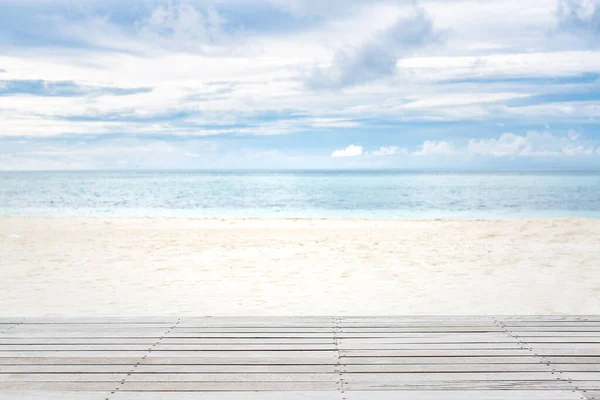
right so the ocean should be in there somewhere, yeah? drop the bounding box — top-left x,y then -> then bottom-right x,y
1,170 -> 600,219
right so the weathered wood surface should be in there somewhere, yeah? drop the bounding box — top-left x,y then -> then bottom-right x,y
0,317 -> 598,399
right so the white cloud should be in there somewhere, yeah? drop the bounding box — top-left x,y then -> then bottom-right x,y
557,0 -> 600,43
468,130 -> 597,157
413,140 -> 456,156
372,146 -> 407,156
306,7 -> 440,89
330,145 -> 407,158
331,144 -> 363,157
137,1 -> 227,52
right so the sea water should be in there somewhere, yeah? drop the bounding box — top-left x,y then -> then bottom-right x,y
1,170 -> 599,219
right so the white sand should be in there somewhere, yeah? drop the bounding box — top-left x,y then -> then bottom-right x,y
1,216 -> 599,316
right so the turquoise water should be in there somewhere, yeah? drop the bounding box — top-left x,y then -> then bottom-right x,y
1,170 -> 600,219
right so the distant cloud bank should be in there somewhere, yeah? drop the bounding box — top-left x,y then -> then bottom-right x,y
332,131 -> 600,161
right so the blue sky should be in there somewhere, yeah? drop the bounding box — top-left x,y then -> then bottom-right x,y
0,0 -> 599,169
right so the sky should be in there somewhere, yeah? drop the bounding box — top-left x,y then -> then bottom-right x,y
0,0 -> 599,170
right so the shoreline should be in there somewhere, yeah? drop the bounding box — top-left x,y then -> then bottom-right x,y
1,214 -> 599,221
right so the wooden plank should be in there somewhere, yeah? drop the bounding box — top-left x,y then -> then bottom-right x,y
0,351 -> 337,359
13,324 -> 175,329
110,392 -> 341,400
0,391 -> 111,400
524,343 -> 600,349
337,343 -> 523,350
342,363 -> 600,373
0,365 -> 138,373
340,350 -> 534,357
12,318 -> 177,323
5,331 -> 592,339
507,327 -> 600,332
0,373 -> 340,382
0,357 -> 146,365
342,316 -> 596,321
0,345 -> 156,351
144,351 -> 339,358
169,323 -> 339,328
0,356 -> 340,365
0,373 -> 132,382
0,351 -> 150,358
341,349 -> 599,357
5,372 -> 595,383
0,364 -> 339,373
10,329 -> 174,335
339,356 -> 600,364
111,393 -> 341,400
5,363 -> 597,375
1,355 -> 598,365
172,328 -> 335,333
344,391 -> 584,399
153,344 -> 338,351
0,338 -> 337,345
0,344 -> 338,351
0,339 -> 160,345
0,381 -> 339,391
502,322 -> 600,327
516,332 -> 600,337
112,393 -> 342,400
343,381 -> 583,390
0,334 -> 175,339
163,333 -> 509,339
341,372 -> 600,382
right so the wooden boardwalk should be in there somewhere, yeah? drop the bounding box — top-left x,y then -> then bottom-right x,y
0,316 -> 599,399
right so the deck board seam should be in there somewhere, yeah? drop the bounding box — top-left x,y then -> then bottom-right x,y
105,318 -> 180,400
334,317 -> 346,400
494,317 -> 591,400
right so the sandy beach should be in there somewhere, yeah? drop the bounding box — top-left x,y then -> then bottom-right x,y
1,216 -> 599,316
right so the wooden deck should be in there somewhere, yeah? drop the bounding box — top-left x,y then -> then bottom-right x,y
0,316 -> 599,399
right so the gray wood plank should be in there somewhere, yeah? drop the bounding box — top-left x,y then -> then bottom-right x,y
111,393 -> 341,400
5,372 -> 595,383
0,351 -> 150,358
0,381 -> 339,391
0,364 -> 339,373
342,364 -> 600,372
144,350 -> 339,358
0,344 -> 338,351
0,391 -> 110,400
344,391 -> 584,400
0,356 -> 340,365
340,355 -> 600,364
0,338 -> 337,345
343,381 -> 582,390
6,363 -> 597,374
341,349 -> 599,356
1,316 -> 599,399
0,373 -> 340,382
340,349 -> 534,357
0,357 -> 147,365
337,343 -> 523,349
338,337 -> 600,343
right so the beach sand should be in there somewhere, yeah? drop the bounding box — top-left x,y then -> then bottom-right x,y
1,216 -> 599,316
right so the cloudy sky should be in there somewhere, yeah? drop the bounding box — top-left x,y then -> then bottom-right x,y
0,0 -> 599,170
